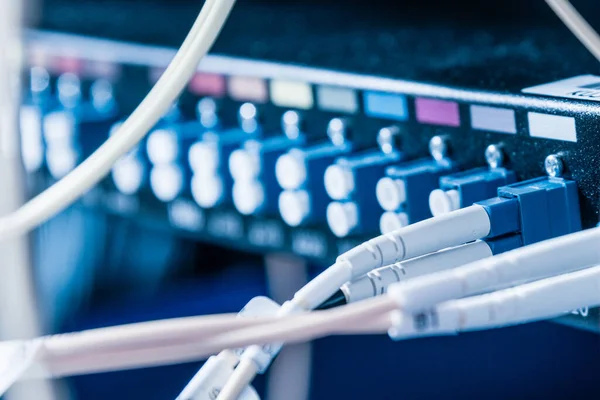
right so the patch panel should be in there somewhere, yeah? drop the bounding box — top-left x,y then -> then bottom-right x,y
23,31 -> 600,265
19,0 -> 600,335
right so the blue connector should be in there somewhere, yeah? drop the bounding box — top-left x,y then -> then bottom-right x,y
146,121 -> 207,203
188,128 -> 258,208
429,167 -> 516,216
43,103 -> 119,179
276,142 -> 353,226
376,158 -> 456,233
112,110 -> 187,196
147,121 -> 205,166
485,235 -> 523,255
229,134 -> 306,216
477,177 -> 582,245
149,161 -> 192,203
325,149 -> 405,237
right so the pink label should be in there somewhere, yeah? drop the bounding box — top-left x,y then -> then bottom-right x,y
188,72 -> 226,97
48,56 -> 83,75
415,98 -> 460,127
228,76 -> 268,103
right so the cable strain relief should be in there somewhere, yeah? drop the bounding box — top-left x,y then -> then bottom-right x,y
388,309 -> 460,340
386,282 -> 408,310
292,261 -> 352,310
240,345 -> 281,374
387,272 -> 464,313
372,232 -> 405,266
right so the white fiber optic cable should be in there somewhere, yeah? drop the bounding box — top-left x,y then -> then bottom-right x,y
220,228 -> 600,349
216,359 -> 258,400
387,226 -> 600,314
292,204 -> 491,311
219,205 -> 491,399
13,298 -> 389,381
10,251 -> 596,384
176,350 -> 239,400
0,0 -> 236,241
45,251 -> 600,378
13,246 -> 600,386
339,240 -> 493,306
39,312 -> 275,359
212,225 -> 600,395
176,295 -> 282,400
176,350 -> 260,400
388,264 -> 600,339
1,229 -> 593,389
546,0 -> 600,63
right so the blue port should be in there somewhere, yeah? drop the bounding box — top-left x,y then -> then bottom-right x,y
363,91 -> 409,121
111,112 -> 188,197
276,141 -> 353,226
376,158 -> 456,233
42,102 -> 119,179
477,177 -> 582,245
430,167 -> 516,216
485,235 -> 523,255
188,127 -> 258,208
325,149 -> 405,237
147,121 -> 205,167
146,120 -> 205,203
229,134 -> 306,216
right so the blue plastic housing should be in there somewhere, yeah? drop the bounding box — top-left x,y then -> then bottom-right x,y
193,128 -> 259,205
477,177 -> 582,245
385,158 -> 456,223
439,167 -> 516,208
332,149 -> 404,234
485,235 -> 523,255
286,142 -> 353,223
240,135 -> 306,214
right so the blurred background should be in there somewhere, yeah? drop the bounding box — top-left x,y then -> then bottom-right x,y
4,0 -> 600,399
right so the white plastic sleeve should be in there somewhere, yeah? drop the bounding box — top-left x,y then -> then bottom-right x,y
389,264 -> 600,340
389,227 -> 600,313
292,261 -> 353,310
339,204 -> 491,280
344,241 -> 493,304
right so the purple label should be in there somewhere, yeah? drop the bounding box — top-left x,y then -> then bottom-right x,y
415,98 -> 460,127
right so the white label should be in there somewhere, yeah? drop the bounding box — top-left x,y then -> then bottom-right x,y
292,230 -> 327,258
168,199 -> 205,231
527,113 -> 577,142
234,297 -> 281,358
522,74 -> 600,102
206,211 -> 243,239
247,220 -> 284,248
571,307 -> 589,317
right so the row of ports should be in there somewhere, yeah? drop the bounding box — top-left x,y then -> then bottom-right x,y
20,96 -> 568,239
